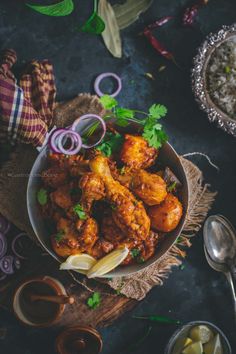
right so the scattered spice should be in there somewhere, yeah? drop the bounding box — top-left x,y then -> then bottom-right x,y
120,166 -> 126,175
158,65 -> 166,72
145,72 -> 155,80
182,0 -> 209,27
143,16 -> 176,64
87,292 -> 101,309
180,264 -> 186,270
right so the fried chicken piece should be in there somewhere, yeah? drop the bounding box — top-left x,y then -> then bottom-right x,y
48,153 -> 90,176
102,215 -> 126,245
148,193 -> 183,232
131,169 -> 167,206
42,166 -> 68,188
90,155 -> 150,241
75,217 -> 99,250
89,238 -> 114,259
50,185 -> 73,210
79,172 -> 105,212
51,216 -> 99,258
51,217 -> 80,258
120,134 -> 158,169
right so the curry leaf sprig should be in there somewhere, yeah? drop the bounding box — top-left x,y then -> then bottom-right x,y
96,95 -> 168,149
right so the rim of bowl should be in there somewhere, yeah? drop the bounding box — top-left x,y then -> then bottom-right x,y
164,320 -> 232,354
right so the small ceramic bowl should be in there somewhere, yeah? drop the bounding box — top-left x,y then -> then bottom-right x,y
165,321 -> 232,354
13,276 -> 67,327
192,23 -> 236,137
55,326 -> 103,354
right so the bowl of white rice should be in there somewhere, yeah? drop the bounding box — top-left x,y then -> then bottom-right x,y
192,23 -> 236,137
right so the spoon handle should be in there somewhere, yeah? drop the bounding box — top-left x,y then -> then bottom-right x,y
225,272 -> 236,322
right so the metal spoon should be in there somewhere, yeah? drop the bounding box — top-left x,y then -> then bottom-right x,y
203,215 -> 236,272
204,247 -> 236,321
204,215 -> 236,320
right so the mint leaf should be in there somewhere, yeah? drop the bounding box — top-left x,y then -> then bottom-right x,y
26,0 -> 74,17
87,292 -> 101,309
100,95 -> 118,110
73,203 -> 87,220
149,104 -> 167,119
37,188 -> 48,206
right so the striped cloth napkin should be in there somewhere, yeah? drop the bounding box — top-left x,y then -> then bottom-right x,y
0,49 -> 56,146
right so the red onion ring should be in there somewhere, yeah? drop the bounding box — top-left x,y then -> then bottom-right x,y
48,128 -> 67,153
57,130 -> 82,155
94,72 -> 122,97
0,232 -> 7,259
11,233 -> 32,260
0,214 -> 10,234
71,114 -> 106,148
0,255 -> 14,274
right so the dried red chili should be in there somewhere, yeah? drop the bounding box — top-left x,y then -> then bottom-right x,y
143,16 -> 175,62
183,0 -> 209,26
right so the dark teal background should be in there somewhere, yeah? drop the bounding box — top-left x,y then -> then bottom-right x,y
0,0 -> 236,353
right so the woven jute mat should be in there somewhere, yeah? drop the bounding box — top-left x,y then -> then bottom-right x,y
0,94 -> 217,307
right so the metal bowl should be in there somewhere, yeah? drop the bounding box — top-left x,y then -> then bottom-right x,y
165,321 -> 232,354
192,23 -> 236,137
27,140 -> 188,278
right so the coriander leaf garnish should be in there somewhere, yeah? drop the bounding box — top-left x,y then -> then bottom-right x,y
100,95 -> 118,110
149,104 -> 167,119
142,121 -> 168,149
167,181 -> 177,192
87,292 -> 101,309
37,188 -> 48,206
96,132 -> 124,157
130,248 -> 140,258
73,203 -> 87,220
115,107 -> 134,127
54,230 -> 64,243
26,0 -> 74,17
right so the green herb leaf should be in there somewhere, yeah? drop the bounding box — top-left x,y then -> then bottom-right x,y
73,203 -> 87,220
37,188 -> 48,206
130,248 -> 140,258
149,104 -> 167,119
224,66 -> 231,74
96,132 -> 124,157
54,230 -> 64,243
100,95 -> 118,110
120,166 -> 126,175
87,292 -> 101,309
142,118 -> 168,149
137,257 -> 145,264
167,181 -> 177,192
26,0 -> 74,17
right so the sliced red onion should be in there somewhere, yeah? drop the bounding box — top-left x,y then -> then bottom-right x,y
11,233 -> 32,260
0,214 -> 10,234
48,128 -> 68,153
0,233 -> 7,259
0,255 -> 14,274
71,114 -> 106,148
94,72 -> 122,97
57,130 -> 82,155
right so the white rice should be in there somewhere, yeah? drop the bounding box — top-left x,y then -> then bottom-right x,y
207,36 -> 236,119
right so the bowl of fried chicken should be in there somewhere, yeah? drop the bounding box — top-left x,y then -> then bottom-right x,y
27,97 -> 189,278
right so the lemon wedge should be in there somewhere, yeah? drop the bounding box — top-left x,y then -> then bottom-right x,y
60,254 -> 96,271
189,325 -> 214,344
182,341 -> 203,354
172,337 -> 193,354
87,246 -> 129,278
203,334 -> 223,354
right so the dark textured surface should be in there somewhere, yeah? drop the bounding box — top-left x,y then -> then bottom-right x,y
0,1 -> 236,353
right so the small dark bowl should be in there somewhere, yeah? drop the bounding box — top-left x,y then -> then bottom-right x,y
165,321 -> 232,354
192,23 -> 236,137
